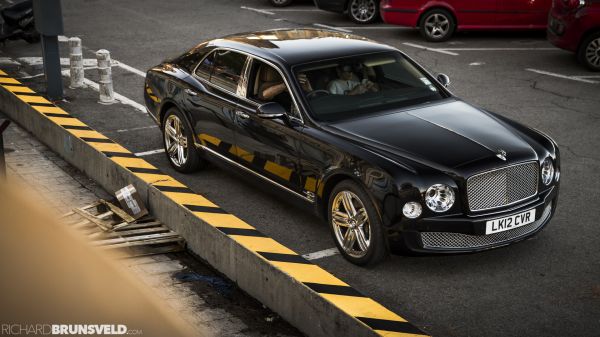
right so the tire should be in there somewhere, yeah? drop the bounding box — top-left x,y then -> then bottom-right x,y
577,31 -> 600,72
419,8 -> 455,42
348,0 -> 380,24
162,108 -> 203,173
328,180 -> 388,266
269,0 -> 293,7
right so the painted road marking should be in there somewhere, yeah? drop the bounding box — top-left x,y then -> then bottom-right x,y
135,148 -> 165,157
442,47 -> 557,51
267,8 -> 320,12
313,23 -> 353,33
302,247 -> 340,260
114,125 -> 158,133
402,43 -> 459,56
0,70 -> 430,337
240,6 -> 275,15
17,56 -> 146,78
62,70 -> 147,112
526,68 -> 599,84
337,26 -> 410,30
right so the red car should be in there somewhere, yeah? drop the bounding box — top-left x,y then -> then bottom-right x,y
380,0 -> 552,41
548,0 -> 600,71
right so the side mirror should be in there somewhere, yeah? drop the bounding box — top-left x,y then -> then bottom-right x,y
436,73 -> 451,87
257,102 -> 286,119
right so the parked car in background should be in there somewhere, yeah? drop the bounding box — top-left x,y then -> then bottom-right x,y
269,0 -> 293,7
548,0 -> 600,71
315,0 -> 381,24
380,0 -> 552,41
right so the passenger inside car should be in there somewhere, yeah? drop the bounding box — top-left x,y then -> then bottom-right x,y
327,64 -> 378,95
257,65 -> 291,110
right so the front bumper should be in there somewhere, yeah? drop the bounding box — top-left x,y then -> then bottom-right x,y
391,186 -> 558,253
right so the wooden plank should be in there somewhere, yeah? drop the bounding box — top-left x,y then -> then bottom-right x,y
100,199 -> 136,223
92,232 -> 181,246
118,243 -> 185,257
113,221 -> 162,231
73,207 -> 113,231
89,227 -> 169,240
99,237 -> 184,249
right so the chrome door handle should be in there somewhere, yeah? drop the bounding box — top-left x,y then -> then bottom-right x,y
236,110 -> 249,119
185,88 -> 198,96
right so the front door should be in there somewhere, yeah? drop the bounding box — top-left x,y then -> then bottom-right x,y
231,59 -> 306,197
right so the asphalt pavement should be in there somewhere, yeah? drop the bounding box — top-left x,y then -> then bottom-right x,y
1,0 -> 599,336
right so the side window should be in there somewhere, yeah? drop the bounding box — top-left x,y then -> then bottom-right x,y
210,50 -> 247,93
195,50 -> 215,81
248,60 -> 301,120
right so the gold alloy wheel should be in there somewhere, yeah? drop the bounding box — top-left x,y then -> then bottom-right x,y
164,114 -> 189,167
331,190 -> 371,258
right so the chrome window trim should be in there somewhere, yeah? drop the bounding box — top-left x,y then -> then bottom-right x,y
196,144 -> 313,203
467,160 -> 539,212
192,47 -> 304,125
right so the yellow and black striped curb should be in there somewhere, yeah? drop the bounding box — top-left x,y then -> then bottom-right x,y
0,69 -> 429,337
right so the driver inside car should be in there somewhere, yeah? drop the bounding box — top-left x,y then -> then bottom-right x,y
327,64 -> 377,95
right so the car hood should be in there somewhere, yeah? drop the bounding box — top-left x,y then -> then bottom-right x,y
326,100 -> 537,171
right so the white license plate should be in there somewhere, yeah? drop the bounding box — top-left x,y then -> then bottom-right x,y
485,209 -> 536,235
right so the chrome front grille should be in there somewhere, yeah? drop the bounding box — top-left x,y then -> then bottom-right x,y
467,162 -> 538,211
420,204 -> 552,250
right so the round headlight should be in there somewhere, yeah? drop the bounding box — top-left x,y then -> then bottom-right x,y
402,202 -> 422,219
425,184 -> 455,213
541,157 -> 554,186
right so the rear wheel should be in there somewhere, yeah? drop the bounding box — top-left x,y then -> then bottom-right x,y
419,9 -> 455,42
577,32 -> 600,72
328,180 -> 388,266
162,108 -> 203,172
348,0 -> 379,24
269,0 -> 293,7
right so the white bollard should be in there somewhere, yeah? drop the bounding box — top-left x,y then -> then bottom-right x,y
96,49 -> 114,104
68,37 -> 84,88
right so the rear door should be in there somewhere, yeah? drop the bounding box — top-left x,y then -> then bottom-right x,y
496,0 -> 551,27
186,49 -> 248,161
451,0 -> 498,27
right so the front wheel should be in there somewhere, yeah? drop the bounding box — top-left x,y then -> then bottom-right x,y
577,32 -> 600,72
328,180 -> 388,266
162,108 -> 203,173
419,9 -> 455,42
348,0 -> 380,24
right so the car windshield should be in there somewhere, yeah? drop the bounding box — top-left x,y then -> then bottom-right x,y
293,51 -> 446,122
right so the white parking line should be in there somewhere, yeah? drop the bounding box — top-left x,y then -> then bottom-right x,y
302,247 -> 339,260
268,8 -> 320,12
313,23 -> 352,33
337,26 -> 409,30
113,61 -> 147,78
442,47 -> 557,51
114,125 -> 158,133
17,56 -> 146,78
577,75 -> 600,78
525,68 -> 599,84
135,148 -> 165,157
240,6 -> 275,15
402,42 -> 459,56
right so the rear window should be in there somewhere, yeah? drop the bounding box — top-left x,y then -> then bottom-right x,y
210,50 -> 247,93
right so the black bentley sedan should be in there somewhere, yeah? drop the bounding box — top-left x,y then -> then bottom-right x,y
144,29 -> 560,265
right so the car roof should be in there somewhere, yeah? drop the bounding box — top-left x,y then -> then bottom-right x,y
207,28 -> 397,66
